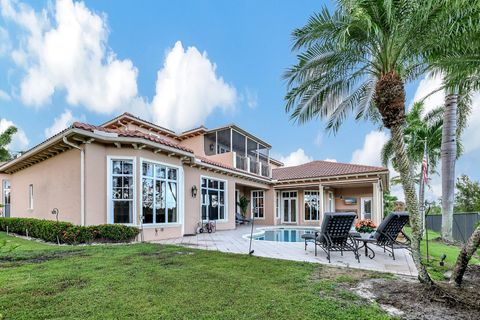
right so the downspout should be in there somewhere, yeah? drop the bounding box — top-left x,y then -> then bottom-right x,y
63,136 -> 85,226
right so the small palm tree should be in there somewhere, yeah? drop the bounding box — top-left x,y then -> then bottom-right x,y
381,102 -> 463,176
284,1 -> 470,284
237,195 -> 250,218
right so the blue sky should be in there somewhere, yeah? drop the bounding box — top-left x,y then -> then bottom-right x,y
1,0 -> 479,201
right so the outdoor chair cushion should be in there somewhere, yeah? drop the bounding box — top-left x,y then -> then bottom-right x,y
374,212 -> 409,242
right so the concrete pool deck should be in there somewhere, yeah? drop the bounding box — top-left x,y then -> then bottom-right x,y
155,225 -> 418,277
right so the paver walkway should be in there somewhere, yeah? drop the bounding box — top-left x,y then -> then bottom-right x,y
156,225 -> 418,277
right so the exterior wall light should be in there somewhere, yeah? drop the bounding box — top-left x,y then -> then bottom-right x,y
191,185 -> 198,198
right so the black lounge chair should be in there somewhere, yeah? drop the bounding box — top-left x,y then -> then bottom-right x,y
301,212 -> 359,263
352,212 -> 411,260
235,212 -> 251,224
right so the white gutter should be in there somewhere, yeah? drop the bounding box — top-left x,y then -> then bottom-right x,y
63,136 -> 85,226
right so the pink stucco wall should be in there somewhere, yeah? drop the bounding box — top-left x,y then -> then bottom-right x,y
1,139 -> 381,242
8,149 -> 82,223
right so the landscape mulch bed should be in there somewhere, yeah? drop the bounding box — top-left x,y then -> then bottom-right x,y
356,265 -> 480,320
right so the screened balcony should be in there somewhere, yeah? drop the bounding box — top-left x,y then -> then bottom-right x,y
203,126 -> 271,178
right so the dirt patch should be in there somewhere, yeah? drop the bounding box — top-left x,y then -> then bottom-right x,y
310,264 -> 392,283
32,276 -> 89,296
351,266 -> 480,320
0,250 -> 86,267
139,249 -> 193,268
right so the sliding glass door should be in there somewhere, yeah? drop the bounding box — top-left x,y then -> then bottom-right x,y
281,191 -> 297,223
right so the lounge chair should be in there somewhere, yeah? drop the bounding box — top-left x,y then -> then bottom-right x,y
351,212 -> 411,260
235,212 -> 251,224
301,212 -> 359,263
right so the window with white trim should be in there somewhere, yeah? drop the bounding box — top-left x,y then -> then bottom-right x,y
304,191 -> 320,221
111,160 -> 134,223
201,177 -> 226,221
275,191 -> 280,218
251,190 -> 264,218
142,161 -> 178,224
28,184 -> 33,210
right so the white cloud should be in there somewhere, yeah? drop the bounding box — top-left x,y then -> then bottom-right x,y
412,74 -> 445,113
244,88 -> 258,109
324,158 -> 337,162
351,131 -> 389,166
0,89 -> 10,101
151,41 -> 237,132
44,109 -> 83,138
277,148 -> 313,167
463,93 -> 480,153
0,118 -> 29,151
1,0 -> 139,112
1,1 -> 239,133
0,26 -> 11,55
389,184 -> 405,202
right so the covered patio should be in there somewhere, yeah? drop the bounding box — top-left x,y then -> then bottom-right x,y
156,225 -> 417,277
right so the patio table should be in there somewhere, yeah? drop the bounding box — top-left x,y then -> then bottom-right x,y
350,232 -> 376,259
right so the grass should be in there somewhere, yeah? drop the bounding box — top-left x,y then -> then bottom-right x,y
0,232 -> 392,320
404,227 -> 480,280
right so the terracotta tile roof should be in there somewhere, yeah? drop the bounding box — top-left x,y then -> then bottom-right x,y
196,156 -> 237,171
272,160 -> 388,181
71,122 -> 194,153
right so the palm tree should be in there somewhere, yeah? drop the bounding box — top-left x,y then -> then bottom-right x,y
284,1 -> 465,284
420,0 -> 480,241
381,102 -> 446,175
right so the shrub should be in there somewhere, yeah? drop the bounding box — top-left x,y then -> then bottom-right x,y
0,218 -> 139,244
87,224 -> 140,242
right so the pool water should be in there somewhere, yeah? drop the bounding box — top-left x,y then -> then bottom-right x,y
253,228 -> 318,242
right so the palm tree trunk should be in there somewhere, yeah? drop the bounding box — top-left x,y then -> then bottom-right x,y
441,93 -> 458,242
391,124 -> 433,284
450,225 -> 480,286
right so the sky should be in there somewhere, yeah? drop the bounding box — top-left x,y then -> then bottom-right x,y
0,0 -> 479,201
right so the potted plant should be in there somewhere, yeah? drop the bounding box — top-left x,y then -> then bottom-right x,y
355,219 -> 377,238
237,195 -> 250,218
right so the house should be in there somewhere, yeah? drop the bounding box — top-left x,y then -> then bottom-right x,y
0,113 -> 389,241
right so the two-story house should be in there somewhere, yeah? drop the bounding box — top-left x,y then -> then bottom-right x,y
0,113 -> 389,241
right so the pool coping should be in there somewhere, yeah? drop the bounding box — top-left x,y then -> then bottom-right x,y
242,225 -> 322,241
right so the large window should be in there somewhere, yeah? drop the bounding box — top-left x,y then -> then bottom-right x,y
201,177 -> 226,221
111,160 -> 134,224
142,161 -> 178,224
304,191 -> 320,221
251,190 -> 264,218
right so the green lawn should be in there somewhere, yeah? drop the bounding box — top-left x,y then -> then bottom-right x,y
0,232 -> 391,320
405,227 -> 480,280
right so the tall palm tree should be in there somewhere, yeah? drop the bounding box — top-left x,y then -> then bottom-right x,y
284,0 -> 464,284
421,0 -> 480,241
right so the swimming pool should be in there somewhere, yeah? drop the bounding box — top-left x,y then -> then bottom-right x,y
252,228 -> 319,242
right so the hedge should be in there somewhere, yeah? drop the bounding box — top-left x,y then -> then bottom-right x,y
0,218 -> 140,244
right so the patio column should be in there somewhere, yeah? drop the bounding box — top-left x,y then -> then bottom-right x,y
318,184 -> 324,223
372,181 -> 382,225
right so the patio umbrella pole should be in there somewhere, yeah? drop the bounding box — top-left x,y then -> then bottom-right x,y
249,213 -> 255,255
